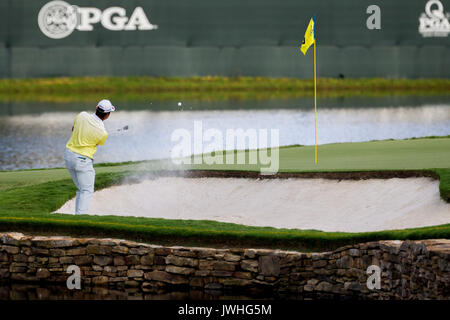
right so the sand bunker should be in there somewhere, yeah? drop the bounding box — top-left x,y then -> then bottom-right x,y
56,177 -> 450,232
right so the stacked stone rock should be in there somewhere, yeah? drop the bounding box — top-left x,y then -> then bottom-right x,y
0,233 -> 449,299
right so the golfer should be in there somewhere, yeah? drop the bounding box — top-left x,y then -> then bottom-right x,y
64,99 -> 116,214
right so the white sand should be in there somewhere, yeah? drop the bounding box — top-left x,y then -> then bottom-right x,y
55,177 -> 450,232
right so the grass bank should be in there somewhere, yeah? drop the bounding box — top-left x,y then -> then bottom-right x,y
0,138 -> 449,251
0,169 -> 449,252
0,76 -> 449,102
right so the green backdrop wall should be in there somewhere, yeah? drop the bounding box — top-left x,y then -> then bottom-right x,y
0,0 -> 449,78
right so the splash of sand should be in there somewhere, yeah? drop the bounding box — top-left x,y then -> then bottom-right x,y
55,177 -> 450,232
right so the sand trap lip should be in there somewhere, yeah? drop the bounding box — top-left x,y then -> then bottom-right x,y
55,177 -> 450,233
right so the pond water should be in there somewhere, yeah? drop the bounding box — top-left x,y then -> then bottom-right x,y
0,96 -> 449,171
0,283 -> 260,300
0,282 -> 346,300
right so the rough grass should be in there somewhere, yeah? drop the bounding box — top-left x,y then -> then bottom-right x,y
436,168 -> 450,202
0,76 -> 449,102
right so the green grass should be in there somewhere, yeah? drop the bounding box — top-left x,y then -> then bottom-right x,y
188,138 -> 450,172
0,138 -> 449,251
0,76 -> 449,102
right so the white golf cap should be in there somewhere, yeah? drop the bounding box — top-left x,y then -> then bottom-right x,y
96,99 -> 116,112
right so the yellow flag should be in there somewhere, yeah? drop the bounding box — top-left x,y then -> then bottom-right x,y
300,17 -> 315,55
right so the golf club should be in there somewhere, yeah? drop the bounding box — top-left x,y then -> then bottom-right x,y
110,125 -> 129,136
117,125 -> 129,132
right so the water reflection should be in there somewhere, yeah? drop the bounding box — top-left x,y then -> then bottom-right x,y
1,95 -> 449,115
0,282 -> 315,300
0,98 -> 449,170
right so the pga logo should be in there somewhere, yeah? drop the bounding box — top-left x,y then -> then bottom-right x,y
38,0 -> 158,39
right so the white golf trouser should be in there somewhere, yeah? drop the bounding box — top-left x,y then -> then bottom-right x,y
64,148 -> 95,215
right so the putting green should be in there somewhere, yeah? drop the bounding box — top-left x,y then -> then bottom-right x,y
2,138 -> 448,192
190,138 -> 450,172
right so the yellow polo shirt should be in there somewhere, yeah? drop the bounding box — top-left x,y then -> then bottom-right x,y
66,112 -> 108,159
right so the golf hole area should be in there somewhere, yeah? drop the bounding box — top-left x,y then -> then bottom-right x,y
56,174 -> 450,233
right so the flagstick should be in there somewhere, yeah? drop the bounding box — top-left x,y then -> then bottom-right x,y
314,39 -> 317,164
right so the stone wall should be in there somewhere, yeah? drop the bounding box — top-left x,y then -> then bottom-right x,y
0,233 -> 449,299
